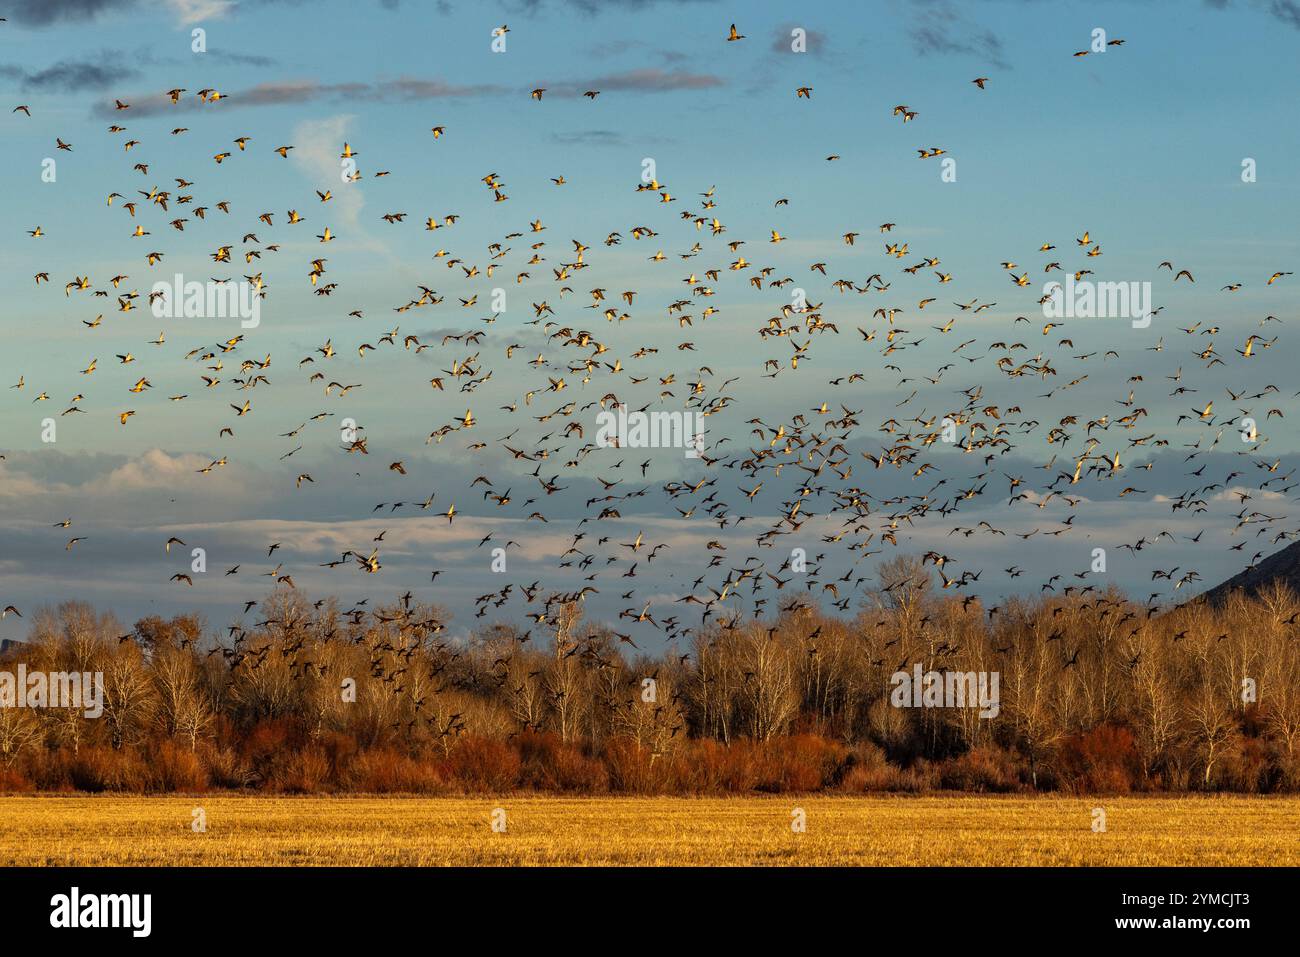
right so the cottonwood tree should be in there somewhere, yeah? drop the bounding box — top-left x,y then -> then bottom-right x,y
101,649 -> 155,750
545,600 -> 585,742
1186,675 -> 1235,787
0,707 -> 41,769
737,624 -> 799,741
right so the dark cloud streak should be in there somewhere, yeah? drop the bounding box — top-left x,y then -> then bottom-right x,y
0,54 -> 140,92
2,0 -> 136,25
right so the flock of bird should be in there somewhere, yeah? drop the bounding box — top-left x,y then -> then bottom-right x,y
4,19 -> 1296,661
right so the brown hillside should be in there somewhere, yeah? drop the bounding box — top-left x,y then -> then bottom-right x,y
1195,540 -> 1300,605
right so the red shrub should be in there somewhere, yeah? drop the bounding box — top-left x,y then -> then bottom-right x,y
602,737 -> 660,793
519,733 -> 609,792
1058,724 -> 1139,793
242,717 -> 298,757
60,747 -> 117,793
318,731 -> 359,781
240,718 -> 301,786
444,736 -> 521,792
348,749 -> 446,793
0,766 -> 34,792
754,735 -> 847,793
671,739 -> 761,793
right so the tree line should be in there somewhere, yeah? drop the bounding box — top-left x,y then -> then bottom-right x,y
1,556 -> 1297,794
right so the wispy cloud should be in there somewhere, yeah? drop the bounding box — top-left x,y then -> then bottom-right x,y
906,1 -> 1008,69
90,66 -> 718,118
509,0 -> 719,13
289,113 -> 389,255
206,50 -> 278,67
1264,0 -> 1300,28
535,68 -> 725,98
166,0 -> 234,25
92,76 -> 507,117
549,129 -> 628,147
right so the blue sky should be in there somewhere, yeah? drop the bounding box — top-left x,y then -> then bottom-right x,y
2,0 -> 1300,646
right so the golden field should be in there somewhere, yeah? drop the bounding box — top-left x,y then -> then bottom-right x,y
1,794 -> 1296,866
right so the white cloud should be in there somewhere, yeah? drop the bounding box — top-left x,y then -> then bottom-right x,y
289,114 -> 388,255
167,0 -> 234,27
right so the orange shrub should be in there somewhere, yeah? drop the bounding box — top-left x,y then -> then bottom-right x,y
200,742 -> 254,789
348,749 -> 447,793
670,738 -> 761,793
936,747 -> 1022,793
318,731 -> 359,781
1217,733 -> 1271,793
145,740 -> 208,792
838,741 -> 931,792
273,746 -> 331,793
754,735 -> 848,793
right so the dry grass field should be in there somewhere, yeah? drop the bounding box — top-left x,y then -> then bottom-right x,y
1,794 -> 1296,866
